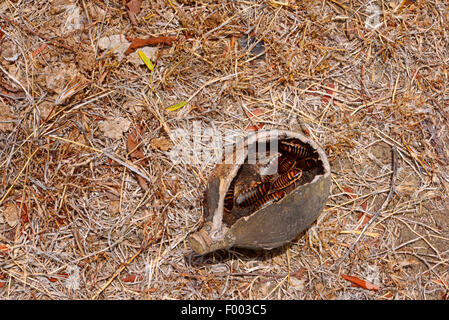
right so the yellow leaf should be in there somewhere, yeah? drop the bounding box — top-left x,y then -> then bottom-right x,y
138,50 -> 155,91
138,50 -> 155,71
167,101 -> 187,111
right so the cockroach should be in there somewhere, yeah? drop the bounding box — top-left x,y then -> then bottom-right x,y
254,190 -> 286,211
272,168 -> 303,191
296,157 -> 318,170
280,141 -> 311,159
278,156 -> 296,174
224,179 -> 235,213
261,174 -> 274,183
235,181 -> 270,208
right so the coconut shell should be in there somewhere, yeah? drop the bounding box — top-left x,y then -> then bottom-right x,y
189,130 -> 331,255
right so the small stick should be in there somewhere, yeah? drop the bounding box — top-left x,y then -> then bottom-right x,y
334,147 -> 398,268
90,247 -> 143,300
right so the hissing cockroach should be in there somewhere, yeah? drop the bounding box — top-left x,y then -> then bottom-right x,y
272,168 -> 303,191
235,181 -> 270,208
261,174 -> 274,183
296,157 -> 318,170
278,156 -> 296,174
254,191 -> 286,211
224,179 -> 235,213
280,141 -> 311,159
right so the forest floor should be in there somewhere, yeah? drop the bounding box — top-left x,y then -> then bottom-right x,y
0,0 -> 448,299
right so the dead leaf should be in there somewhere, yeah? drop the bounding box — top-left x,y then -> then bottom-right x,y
98,34 -> 130,61
150,137 -> 172,151
127,126 -> 148,191
47,273 -> 69,283
99,117 -> 131,139
108,200 -> 121,214
0,244 -> 9,256
125,36 -> 177,55
127,126 -> 145,160
343,186 -> 356,199
0,102 -> 15,132
1,203 -> 20,227
245,123 -> 264,132
122,274 -> 144,282
341,274 -> 379,291
244,108 -> 265,131
126,0 -> 142,25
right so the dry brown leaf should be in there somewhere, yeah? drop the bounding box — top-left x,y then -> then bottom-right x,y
150,137 -> 172,151
125,36 -> 177,55
98,34 -> 130,61
341,274 -> 379,291
126,125 -> 148,191
126,0 -> 142,25
127,126 -> 145,160
0,102 -> 15,132
99,117 -> 131,140
1,203 -> 20,227
108,200 -> 121,214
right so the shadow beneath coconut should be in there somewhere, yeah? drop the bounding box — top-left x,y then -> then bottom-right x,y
184,230 -> 307,268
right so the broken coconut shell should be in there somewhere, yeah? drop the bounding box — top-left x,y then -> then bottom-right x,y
188,130 -> 331,255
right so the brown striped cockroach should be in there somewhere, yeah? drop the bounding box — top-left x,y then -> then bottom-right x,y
224,179 -> 235,213
278,156 -> 296,174
279,141 -> 311,159
272,168 -> 303,191
235,181 -> 270,208
261,174 -> 274,183
254,190 -> 286,211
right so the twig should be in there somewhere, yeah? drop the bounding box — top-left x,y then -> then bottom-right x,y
90,247 -> 143,300
334,146 -> 398,268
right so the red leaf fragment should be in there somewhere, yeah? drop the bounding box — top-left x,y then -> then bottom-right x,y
0,244 -> 9,256
32,43 -> 47,57
245,123 -> 264,132
125,36 -> 177,55
341,274 -> 379,291
357,212 -> 372,230
122,274 -> 144,283
343,187 -> 356,199
47,273 -> 69,283
15,200 -> 28,224
321,83 -> 335,104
